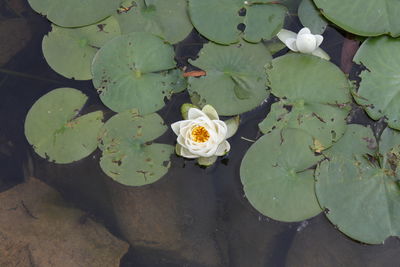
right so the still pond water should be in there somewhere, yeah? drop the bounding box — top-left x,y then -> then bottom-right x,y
1,0 -> 400,266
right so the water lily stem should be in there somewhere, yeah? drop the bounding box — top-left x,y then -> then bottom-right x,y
0,68 -> 64,85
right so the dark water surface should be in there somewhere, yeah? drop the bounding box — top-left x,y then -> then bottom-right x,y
1,1 -> 400,266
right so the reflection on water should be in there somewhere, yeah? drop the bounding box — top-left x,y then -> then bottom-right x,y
1,0 -> 400,266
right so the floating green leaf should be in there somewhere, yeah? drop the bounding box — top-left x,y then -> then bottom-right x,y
92,32 -> 181,114
316,125 -> 400,244
114,0 -> 193,44
98,110 -> 173,186
263,53 -> 351,150
27,0 -> 120,27
313,0 -> 400,37
25,88 -> 103,164
353,36 -> 400,130
298,0 -> 327,34
42,17 -> 121,80
240,128 -> 323,222
188,0 -> 286,44
259,101 -> 348,151
188,41 -> 271,116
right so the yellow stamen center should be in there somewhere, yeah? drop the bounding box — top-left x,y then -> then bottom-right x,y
191,126 -> 210,143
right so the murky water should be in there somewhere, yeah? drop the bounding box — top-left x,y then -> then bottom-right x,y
1,1 -> 400,266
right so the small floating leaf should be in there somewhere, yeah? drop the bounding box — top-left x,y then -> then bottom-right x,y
92,32 -> 179,114
98,110 -> 173,186
25,88 -> 103,164
42,17 -> 121,80
298,0 -> 327,34
353,36 -> 400,130
240,128 -> 323,222
188,41 -> 272,116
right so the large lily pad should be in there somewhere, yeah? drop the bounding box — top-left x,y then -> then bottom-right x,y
298,0 -> 327,34
353,36 -> 400,130
27,0 -> 120,27
98,110 -> 173,186
42,17 -> 121,80
240,128 -> 323,222
25,88 -> 103,164
316,124 -> 400,244
92,32 -> 181,114
188,41 -> 271,116
263,53 -> 351,150
114,0 -> 193,44
188,0 -> 286,44
259,101 -> 349,151
313,0 -> 400,37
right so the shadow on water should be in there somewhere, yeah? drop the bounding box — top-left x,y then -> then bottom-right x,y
1,1 -> 400,266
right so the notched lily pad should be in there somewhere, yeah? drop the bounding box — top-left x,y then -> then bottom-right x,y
188,0 -> 287,44
92,32 -> 181,114
313,0 -> 400,37
353,36 -> 400,130
263,53 -> 351,150
114,0 -> 193,44
259,100 -> 349,151
240,128 -> 323,222
24,88 -> 104,164
188,41 -> 272,116
316,124 -> 400,244
98,110 -> 173,186
27,0 -> 120,27
42,17 -> 121,80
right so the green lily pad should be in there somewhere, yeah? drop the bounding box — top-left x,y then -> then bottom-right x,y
188,41 -> 272,116
27,0 -> 120,27
353,36 -> 400,130
42,17 -> 121,80
313,0 -> 400,37
316,125 -> 400,244
259,100 -> 349,151
188,0 -> 286,44
240,128 -> 323,222
298,0 -> 327,34
98,110 -> 174,186
263,53 -> 351,150
25,88 -> 103,164
114,0 -> 193,44
92,32 -> 181,114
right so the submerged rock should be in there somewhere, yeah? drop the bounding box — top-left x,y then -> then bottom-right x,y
0,177 -> 129,267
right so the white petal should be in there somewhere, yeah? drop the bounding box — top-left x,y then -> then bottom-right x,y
277,29 -> 297,44
175,144 -> 182,156
202,105 -> 219,120
285,38 -> 298,52
197,156 -> 218,167
215,141 -> 231,156
213,121 -> 228,142
298,27 -> 311,35
181,147 -> 199,158
225,116 -> 239,139
296,34 -> 317,53
311,48 -> 330,60
188,108 -> 207,120
171,121 -> 181,136
315,34 -> 323,47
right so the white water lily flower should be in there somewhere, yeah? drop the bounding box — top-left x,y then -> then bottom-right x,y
277,27 -> 330,60
171,105 -> 234,165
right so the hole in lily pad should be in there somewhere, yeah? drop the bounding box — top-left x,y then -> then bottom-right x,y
238,8 -> 246,16
237,23 -> 246,32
